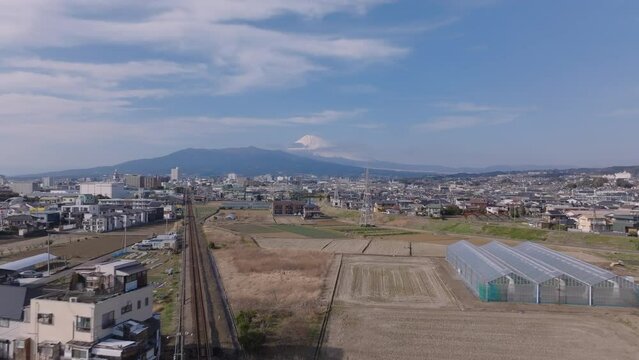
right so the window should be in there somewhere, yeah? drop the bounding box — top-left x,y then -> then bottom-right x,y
137,300 -> 141,310
37,313 -> 53,325
101,311 -> 115,329
75,316 -> 91,332
145,297 -> 149,306
121,301 -> 132,314
71,348 -> 88,359
0,318 -> 9,328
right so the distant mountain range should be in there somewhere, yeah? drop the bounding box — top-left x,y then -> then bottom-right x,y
15,146 -> 638,179
21,147 -> 419,178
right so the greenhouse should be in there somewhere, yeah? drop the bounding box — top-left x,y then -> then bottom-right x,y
446,240 -> 535,302
516,242 -> 639,307
481,241 -> 589,304
446,240 -> 639,306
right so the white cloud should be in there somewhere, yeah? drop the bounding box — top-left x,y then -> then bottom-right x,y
418,101 -> 528,131
0,1 -> 405,94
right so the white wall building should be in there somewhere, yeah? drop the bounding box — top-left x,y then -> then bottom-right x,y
0,260 -> 159,360
79,182 -> 127,199
170,167 -> 180,181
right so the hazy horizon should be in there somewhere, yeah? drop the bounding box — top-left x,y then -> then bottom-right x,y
3,1 -> 639,174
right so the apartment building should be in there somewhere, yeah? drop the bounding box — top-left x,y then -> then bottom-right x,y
0,260 -> 160,360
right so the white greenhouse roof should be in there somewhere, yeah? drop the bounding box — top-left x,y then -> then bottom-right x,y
0,253 -> 58,272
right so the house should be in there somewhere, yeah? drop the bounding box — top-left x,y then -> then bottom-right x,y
0,260 -> 160,360
272,200 -> 305,216
374,200 -> 398,213
302,203 -> 322,219
575,214 -> 611,233
611,214 -> 639,235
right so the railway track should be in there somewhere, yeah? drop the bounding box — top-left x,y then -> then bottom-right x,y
174,196 -> 239,360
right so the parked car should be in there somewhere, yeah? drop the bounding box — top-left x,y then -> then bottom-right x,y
19,270 -> 43,278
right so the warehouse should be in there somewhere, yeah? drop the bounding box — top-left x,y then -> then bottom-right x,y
446,240 -> 639,306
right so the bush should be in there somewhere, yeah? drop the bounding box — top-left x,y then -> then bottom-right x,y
236,310 -> 266,353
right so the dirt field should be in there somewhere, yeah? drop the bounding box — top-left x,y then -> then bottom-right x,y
321,255 -> 639,360
336,256 -> 453,308
363,240 -> 410,256
321,239 -> 369,254
323,306 -> 639,360
410,242 -> 447,257
255,238 -> 333,251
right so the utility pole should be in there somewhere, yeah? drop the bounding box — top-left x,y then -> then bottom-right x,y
122,215 -> 128,253
47,232 -> 51,276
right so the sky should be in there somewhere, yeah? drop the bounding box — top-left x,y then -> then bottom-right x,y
2,0 -> 639,175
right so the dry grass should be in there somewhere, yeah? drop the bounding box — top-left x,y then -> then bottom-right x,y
227,247 -> 330,281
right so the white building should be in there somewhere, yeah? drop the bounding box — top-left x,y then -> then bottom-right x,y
9,182 -> 37,195
170,167 -> 180,181
79,182 -> 127,199
0,260 -> 160,360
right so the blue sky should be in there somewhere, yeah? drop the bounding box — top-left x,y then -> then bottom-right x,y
2,0 -> 639,174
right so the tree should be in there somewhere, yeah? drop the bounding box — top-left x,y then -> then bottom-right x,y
442,205 -> 463,216
616,179 -> 634,189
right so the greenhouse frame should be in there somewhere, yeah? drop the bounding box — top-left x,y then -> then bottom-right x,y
446,240 -> 639,307
446,240 -> 535,302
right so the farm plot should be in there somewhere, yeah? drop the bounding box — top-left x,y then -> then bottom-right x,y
321,239 -> 369,254
410,242 -> 447,257
255,238 -> 332,251
329,226 -> 417,238
270,224 -> 345,239
335,256 -> 453,308
363,240 -> 410,256
223,223 -> 280,234
322,306 -> 639,360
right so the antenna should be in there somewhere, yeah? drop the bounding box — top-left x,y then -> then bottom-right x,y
359,168 -> 374,227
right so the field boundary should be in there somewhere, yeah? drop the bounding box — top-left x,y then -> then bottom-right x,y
314,253 -> 343,360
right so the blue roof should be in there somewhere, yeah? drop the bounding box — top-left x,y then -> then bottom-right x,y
0,253 -> 58,272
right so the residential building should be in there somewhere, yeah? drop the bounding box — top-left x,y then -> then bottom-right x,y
79,182 -> 127,199
9,182 -> 37,196
611,214 -> 639,235
170,167 -> 180,182
0,260 -> 160,360
124,175 -> 145,189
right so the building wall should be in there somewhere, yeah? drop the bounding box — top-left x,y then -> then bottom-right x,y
79,183 -> 127,199
28,286 -> 153,348
9,182 -> 37,196
92,286 -> 154,341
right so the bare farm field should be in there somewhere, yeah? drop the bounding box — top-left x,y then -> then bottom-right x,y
321,255 -> 639,360
363,239 -> 410,256
321,239 -> 369,254
335,256 -> 454,308
255,237 -> 332,251
410,242 -> 447,257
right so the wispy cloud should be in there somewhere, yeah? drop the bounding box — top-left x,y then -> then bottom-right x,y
416,115 -> 515,131
603,108 -> 639,118
417,101 -> 529,131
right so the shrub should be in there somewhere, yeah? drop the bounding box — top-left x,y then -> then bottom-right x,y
236,310 -> 266,353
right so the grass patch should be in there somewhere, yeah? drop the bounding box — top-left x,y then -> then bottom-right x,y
270,224 -> 344,239
481,224 -> 547,241
194,204 -> 219,222
226,224 -> 281,234
329,226 -> 416,237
